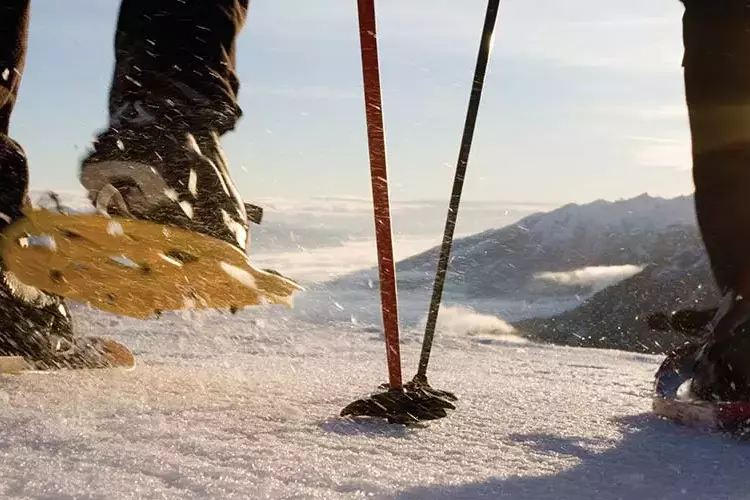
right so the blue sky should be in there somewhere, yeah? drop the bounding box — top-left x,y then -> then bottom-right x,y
14,0 -> 689,205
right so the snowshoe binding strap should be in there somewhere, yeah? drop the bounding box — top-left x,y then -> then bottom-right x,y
245,203 -> 263,225
93,184 -> 135,218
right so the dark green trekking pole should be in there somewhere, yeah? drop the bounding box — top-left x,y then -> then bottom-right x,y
409,0 -> 501,400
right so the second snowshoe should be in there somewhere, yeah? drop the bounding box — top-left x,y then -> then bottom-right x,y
653,341 -> 750,436
652,292 -> 750,436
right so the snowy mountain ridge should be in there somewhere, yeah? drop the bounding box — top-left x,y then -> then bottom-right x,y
329,193 -> 698,299
516,193 -> 695,242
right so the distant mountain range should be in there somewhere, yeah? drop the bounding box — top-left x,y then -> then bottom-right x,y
328,192 -> 717,354
330,193 -> 699,296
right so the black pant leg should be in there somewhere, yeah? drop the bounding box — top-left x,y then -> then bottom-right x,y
682,1 -> 750,291
109,0 -> 249,135
0,1 -> 29,136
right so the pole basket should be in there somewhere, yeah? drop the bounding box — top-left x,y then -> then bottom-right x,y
405,374 -> 458,402
340,385 -> 456,425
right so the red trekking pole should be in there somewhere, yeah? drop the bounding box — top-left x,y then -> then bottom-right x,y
340,0 -> 455,424
355,0 -> 402,391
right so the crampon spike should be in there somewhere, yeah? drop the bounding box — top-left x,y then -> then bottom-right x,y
340,0 -> 455,425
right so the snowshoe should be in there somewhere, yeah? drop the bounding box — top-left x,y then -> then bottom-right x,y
0,207 -> 303,319
652,291 -> 750,436
653,341 -> 750,436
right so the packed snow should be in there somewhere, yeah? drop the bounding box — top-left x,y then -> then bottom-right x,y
3,195 -> 748,499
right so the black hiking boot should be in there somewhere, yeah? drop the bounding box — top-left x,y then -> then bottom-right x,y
690,290 -> 750,402
80,97 -> 251,251
0,135 -> 130,370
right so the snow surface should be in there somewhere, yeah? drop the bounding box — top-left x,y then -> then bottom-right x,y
2,297 -> 749,500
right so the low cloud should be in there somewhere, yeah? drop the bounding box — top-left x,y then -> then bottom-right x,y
253,236 -> 441,284
29,189 -> 93,213
255,196 -> 556,217
534,265 -> 645,291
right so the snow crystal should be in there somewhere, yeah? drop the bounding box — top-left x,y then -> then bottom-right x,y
107,220 -> 125,236
219,261 -> 257,289
188,169 -> 198,196
163,188 -> 179,202
178,200 -> 194,219
159,253 -> 184,267
18,234 -> 57,252
109,254 -> 141,269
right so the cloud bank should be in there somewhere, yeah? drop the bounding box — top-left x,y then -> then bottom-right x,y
534,264 -> 645,292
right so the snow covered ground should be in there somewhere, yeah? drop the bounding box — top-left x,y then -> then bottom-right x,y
2,297 -> 749,499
